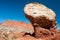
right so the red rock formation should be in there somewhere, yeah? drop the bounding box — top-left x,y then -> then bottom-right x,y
0,2 -> 60,40
35,27 -> 55,39
0,20 -> 34,40
0,37 -> 5,40
24,2 -> 59,40
2,20 -> 34,34
16,35 -> 42,40
24,2 -> 56,30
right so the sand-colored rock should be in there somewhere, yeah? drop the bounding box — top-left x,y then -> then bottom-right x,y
24,2 -> 56,30
0,20 -> 34,40
0,37 -> 5,40
51,30 -> 60,40
1,20 -> 34,34
0,2 -> 60,40
16,35 -> 42,40
24,2 -> 57,39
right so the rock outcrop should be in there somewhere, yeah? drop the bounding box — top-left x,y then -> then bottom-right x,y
24,2 -> 59,40
0,20 -> 34,40
2,20 -> 34,34
24,2 -> 56,30
0,2 -> 60,40
16,35 -> 42,40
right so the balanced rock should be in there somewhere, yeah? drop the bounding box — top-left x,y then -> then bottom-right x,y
24,2 -> 56,30
24,2 -> 57,39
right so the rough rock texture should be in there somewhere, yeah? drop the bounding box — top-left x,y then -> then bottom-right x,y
2,20 -> 34,34
0,2 -> 60,40
0,20 -> 34,40
50,30 -> 60,40
24,2 -> 60,40
34,27 -> 55,39
16,35 -> 42,40
24,2 -> 56,30
55,32 -> 60,40
0,20 -> 60,40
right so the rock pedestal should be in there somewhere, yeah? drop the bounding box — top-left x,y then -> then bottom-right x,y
24,2 -> 57,40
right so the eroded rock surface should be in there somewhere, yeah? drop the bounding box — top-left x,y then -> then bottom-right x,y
0,2 -> 60,40
24,2 -> 60,40
24,2 -> 56,30
0,20 -> 34,40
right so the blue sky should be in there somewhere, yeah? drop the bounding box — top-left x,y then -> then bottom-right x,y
0,0 -> 60,29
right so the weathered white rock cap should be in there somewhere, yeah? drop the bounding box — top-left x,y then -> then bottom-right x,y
24,2 -> 56,20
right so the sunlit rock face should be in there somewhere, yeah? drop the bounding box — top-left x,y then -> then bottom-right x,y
24,2 -> 57,39
0,20 -> 34,40
24,2 -> 56,30
1,20 -> 34,34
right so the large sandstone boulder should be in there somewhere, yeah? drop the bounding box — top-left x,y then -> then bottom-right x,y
24,2 -> 56,30
24,2 -> 57,40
